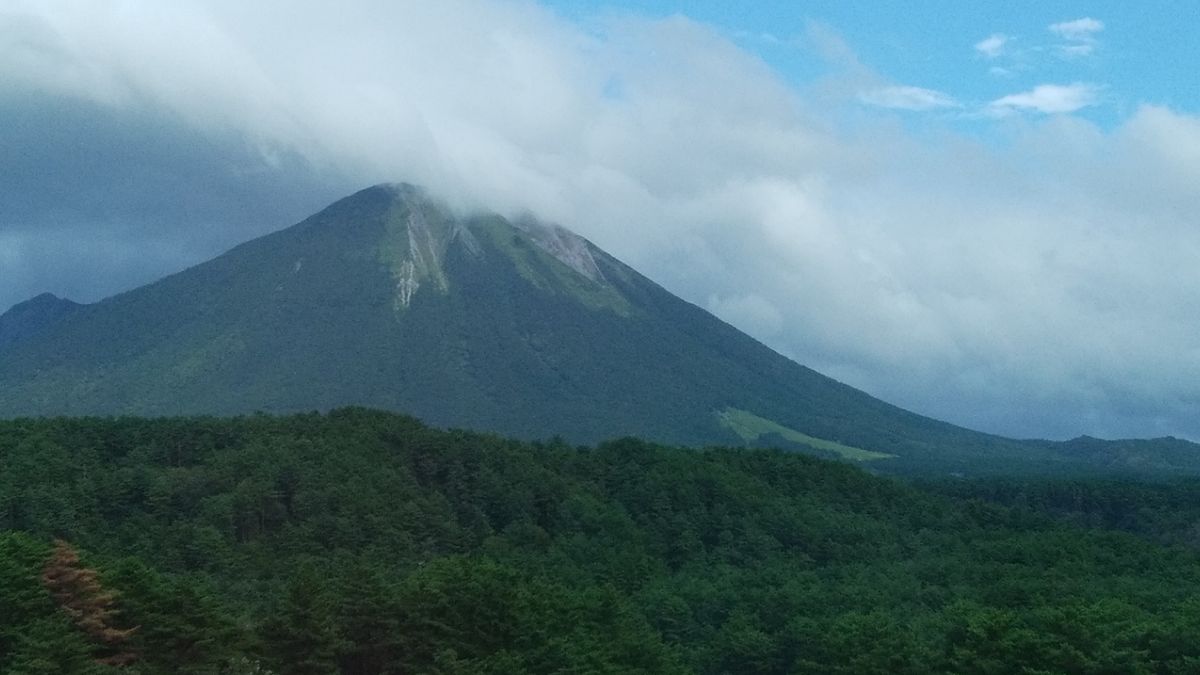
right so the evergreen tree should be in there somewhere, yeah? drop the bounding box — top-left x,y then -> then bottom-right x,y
261,565 -> 342,675
334,564 -> 402,675
40,539 -> 137,668
0,533 -> 109,674
3,616 -> 110,675
105,559 -> 239,674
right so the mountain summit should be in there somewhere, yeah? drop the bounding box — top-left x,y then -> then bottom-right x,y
2,184 -> 1196,474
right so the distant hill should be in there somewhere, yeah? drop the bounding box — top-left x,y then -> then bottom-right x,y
0,292 -> 79,348
1,184 -> 1197,475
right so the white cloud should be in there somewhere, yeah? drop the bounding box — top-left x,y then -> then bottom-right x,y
1049,17 -> 1103,57
988,83 -> 1101,115
974,33 -> 1008,58
733,30 -> 791,47
708,293 -> 785,339
1049,17 -> 1104,41
858,85 -> 959,111
4,2 -> 1200,441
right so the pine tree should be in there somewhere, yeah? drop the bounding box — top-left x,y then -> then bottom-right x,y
262,565 -> 343,675
106,558 -> 240,674
41,539 -> 138,667
335,564 -> 402,675
3,616 -> 108,675
1,533 -> 106,674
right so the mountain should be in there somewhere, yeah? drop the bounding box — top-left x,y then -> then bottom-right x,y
0,292 -> 80,348
1,184 -> 1196,475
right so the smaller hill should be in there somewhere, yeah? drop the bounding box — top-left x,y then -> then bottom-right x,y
0,292 -> 80,348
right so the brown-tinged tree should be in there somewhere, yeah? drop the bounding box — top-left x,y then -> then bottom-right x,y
41,539 -> 137,667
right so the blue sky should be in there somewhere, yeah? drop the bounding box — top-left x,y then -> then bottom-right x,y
3,0 -> 1200,441
545,0 -> 1200,130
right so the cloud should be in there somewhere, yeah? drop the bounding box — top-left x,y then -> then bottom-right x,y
988,83 -> 1101,115
858,85 -> 959,111
1049,17 -> 1103,56
732,30 -> 792,47
974,33 -> 1008,59
707,293 -> 785,340
1049,17 -> 1104,41
3,2 -> 1200,443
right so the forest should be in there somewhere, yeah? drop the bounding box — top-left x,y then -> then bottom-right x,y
4,409 -> 1200,673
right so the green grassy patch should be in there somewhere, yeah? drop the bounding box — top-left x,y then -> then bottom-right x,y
717,407 -> 895,461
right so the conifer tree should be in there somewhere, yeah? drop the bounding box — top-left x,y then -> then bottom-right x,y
334,564 -> 402,675
262,565 -> 342,675
41,539 -> 137,667
106,558 -> 239,674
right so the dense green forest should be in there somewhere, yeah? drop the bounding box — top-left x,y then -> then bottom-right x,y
4,409 -> 1200,673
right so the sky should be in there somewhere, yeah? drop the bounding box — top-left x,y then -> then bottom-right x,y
2,0 -> 1200,442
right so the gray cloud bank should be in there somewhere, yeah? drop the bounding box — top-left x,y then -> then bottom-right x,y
3,0 -> 1200,441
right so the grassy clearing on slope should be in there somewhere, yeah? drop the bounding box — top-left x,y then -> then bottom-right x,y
718,407 -> 895,461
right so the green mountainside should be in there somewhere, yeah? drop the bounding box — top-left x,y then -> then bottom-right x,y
5,411 -> 1200,674
1,184 -> 1197,475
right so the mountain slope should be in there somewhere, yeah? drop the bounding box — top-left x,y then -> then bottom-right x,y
0,184 -> 1194,474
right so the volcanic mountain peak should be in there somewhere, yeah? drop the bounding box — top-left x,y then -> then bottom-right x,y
359,183 -> 611,310
5,183 -> 1199,476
